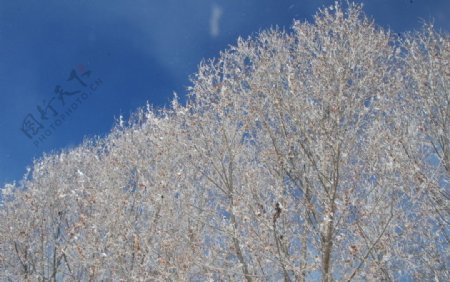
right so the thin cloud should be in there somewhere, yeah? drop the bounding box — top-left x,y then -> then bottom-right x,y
209,4 -> 223,38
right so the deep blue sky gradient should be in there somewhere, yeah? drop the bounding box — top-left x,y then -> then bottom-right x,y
0,0 -> 449,186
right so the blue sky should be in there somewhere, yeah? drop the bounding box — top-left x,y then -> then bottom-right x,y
0,0 -> 449,186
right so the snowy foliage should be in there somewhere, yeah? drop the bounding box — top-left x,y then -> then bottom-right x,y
1,2 -> 449,281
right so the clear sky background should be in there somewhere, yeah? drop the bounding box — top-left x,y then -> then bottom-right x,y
0,0 -> 449,187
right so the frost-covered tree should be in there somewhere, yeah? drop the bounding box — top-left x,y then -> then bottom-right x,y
1,2 -> 449,281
